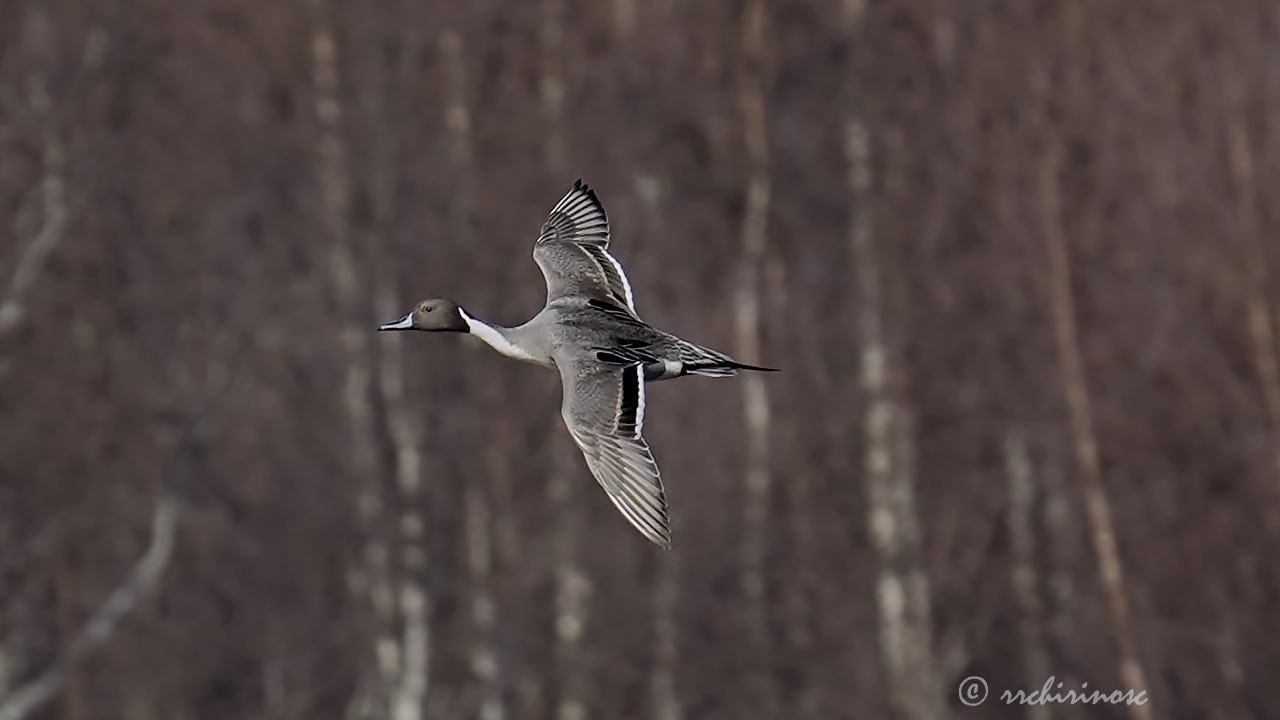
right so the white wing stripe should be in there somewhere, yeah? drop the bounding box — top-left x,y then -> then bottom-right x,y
602,249 -> 635,309
634,364 -> 645,440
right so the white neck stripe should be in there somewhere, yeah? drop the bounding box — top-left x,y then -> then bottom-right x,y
458,308 -> 536,361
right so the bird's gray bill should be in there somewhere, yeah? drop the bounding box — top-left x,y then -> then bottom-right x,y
378,314 -> 414,331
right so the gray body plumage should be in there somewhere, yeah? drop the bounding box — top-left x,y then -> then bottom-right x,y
542,296 -> 744,380
379,180 -> 775,548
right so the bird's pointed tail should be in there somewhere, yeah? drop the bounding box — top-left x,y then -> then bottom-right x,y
683,359 -> 779,377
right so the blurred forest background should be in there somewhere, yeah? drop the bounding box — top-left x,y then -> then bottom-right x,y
2,0 -> 1279,718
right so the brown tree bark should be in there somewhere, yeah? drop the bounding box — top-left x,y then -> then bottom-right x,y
1216,31 -> 1268,720
1224,68 -> 1280,513
1038,9 -> 1150,716
1037,146 -> 1151,720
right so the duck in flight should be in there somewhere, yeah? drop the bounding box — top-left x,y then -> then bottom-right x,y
378,180 -> 776,548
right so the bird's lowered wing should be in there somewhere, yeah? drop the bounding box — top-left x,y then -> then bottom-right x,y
556,355 -> 669,548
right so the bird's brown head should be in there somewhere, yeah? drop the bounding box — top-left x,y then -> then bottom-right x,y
378,298 -> 470,333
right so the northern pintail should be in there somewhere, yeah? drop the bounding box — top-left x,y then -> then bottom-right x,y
378,180 -> 775,548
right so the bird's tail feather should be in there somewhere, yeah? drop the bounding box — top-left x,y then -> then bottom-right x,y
683,359 -> 779,377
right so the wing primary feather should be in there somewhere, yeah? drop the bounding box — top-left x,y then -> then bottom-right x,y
538,180 -> 610,247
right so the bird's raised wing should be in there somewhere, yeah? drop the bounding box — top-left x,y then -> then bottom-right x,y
556,355 -> 669,547
533,180 -> 637,313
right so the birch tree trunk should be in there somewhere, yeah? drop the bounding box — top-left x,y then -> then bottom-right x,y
1004,432 -> 1050,720
634,176 -> 682,720
1,2 -> 77,709
1212,611 -> 1245,720
0,483 -> 182,720
374,290 -> 430,720
1037,10 -> 1150,717
370,163 -> 429,720
735,0 -> 778,715
650,551 -> 681,720
349,13 -> 431,719
540,2 -> 590,717
612,0 -> 635,41
770,252 -> 819,719
0,644 -> 11,702
439,27 -> 506,720
845,3 -> 943,717
0,0 -> 70,371
1040,451 -> 1076,666
53,563 -> 84,719
309,9 -> 400,718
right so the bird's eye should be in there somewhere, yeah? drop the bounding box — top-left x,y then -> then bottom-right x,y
425,306 -> 433,313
